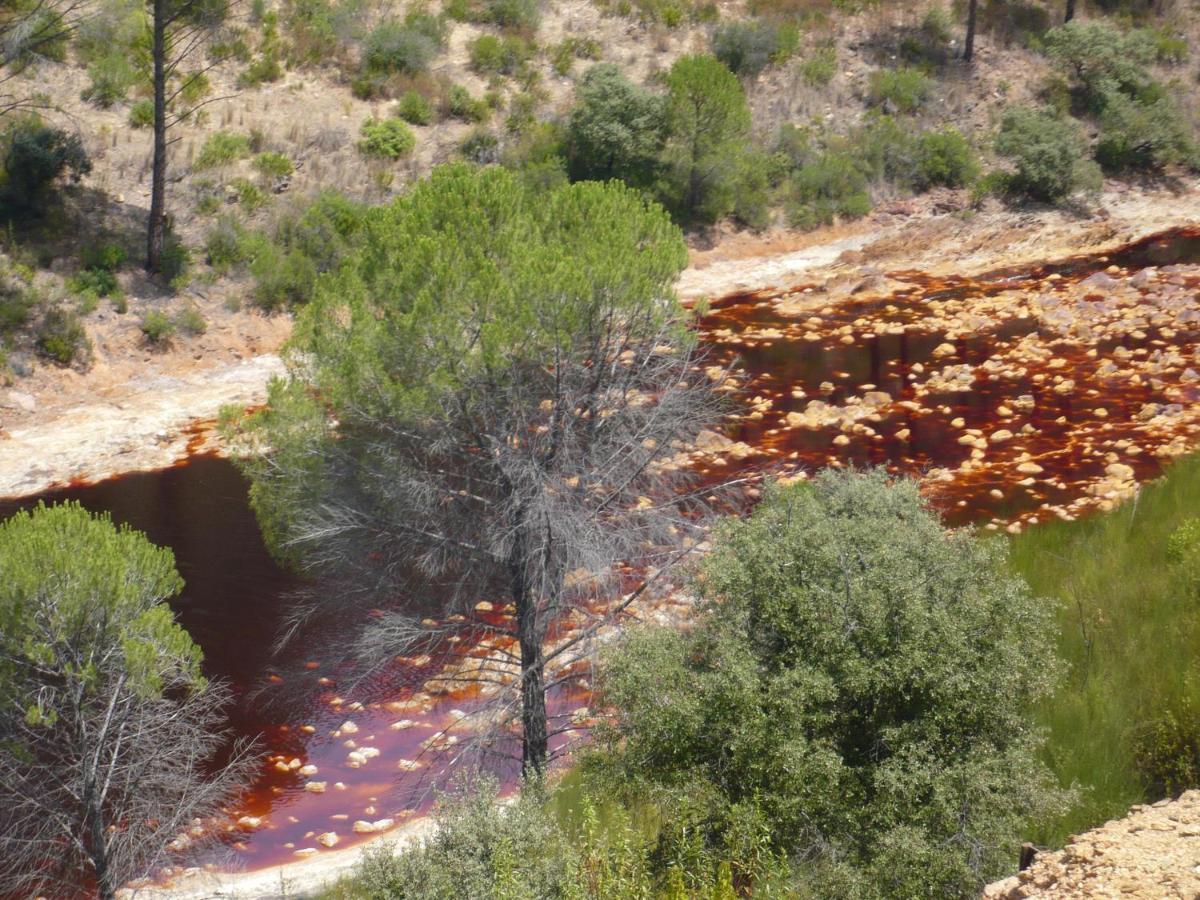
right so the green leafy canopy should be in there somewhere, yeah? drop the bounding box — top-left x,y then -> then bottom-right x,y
595,470 -> 1071,898
0,502 -> 197,709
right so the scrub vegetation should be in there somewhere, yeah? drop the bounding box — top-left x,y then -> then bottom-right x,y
1,0 -> 1200,895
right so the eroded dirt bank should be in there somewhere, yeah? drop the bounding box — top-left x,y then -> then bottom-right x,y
984,791 -> 1200,899
2,179 -> 1197,500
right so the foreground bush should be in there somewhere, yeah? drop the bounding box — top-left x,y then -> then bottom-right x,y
0,503 -> 250,897
596,469 -> 1070,898
319,774 -> 765,899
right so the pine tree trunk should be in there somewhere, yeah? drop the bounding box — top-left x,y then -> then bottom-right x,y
87,798 -> 115,900
518,598 -> 548,778
1064,0 -> 1076,21
964,0 -> 978,62
147,0 -> 167,273
509,525 -> 548,778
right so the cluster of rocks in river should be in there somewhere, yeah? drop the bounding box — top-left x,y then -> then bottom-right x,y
985,791 -> 1200,898
695,258 -> 1200,531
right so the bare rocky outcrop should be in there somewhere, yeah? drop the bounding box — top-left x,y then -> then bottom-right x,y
984,792 -> 1200,899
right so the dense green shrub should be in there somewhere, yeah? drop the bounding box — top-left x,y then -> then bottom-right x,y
174,303 -> 207,335
10,6 -> 70,64
240,50 -> 284,86
346,779 -> 577,898
565,63 -> 665,186
1095,88 -> 1197,172
1041,20 -> 1195,173
913,126 -> 978,189
71,241 -> 126,304
0,277 -> 36,334
81,240 -> 126,274
993,106 -> 1100,202
596,469 -> 1070,898
139,309 -> 177,345
75,0 -> 148,65
467,33 -> 533,75
237,11 -> 284,86
253,151 -> 294,179
194,131 -> 252,169
36,306 -> 91,365
1132,702 -> 1200,799
177,71 -> 211,109
159,234 -> 192,287
0,118 -> 92,216
128,98 -> 155,128
204,214 -> 253,273
1044,20 -> 1154,109
1167,519 -> 1200,565
867,66 -> 932,113
82,52 -> 139,107
443,84 -> 490,122
1141,26 -> 1188,64
357,118 -> 416,158
852,114 -> 919,184
208,191 -> 365,310
899,5 -> 952,66
362,13 -> 447,78
504,90 -> 542,136
786,150 -> 869,229
229,178 -> 268,210
395,90 -> 434,125
282,0 -> 355,64
69,268 -> 119,299
711,20 -> 794,77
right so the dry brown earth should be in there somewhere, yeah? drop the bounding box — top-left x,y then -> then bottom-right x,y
985,791 -> 1200,899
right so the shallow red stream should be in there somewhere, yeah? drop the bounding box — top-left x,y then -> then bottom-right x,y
2,226 -> 1199,881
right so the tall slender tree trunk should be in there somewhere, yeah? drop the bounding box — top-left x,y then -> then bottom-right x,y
147,0 -> 167,273
1064,0 -> 1076,21
509,520 -> 548,778
86,795 -> 115,900
964,0 -> 978,62
517,598 -> 547,778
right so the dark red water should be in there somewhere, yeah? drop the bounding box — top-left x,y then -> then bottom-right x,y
695,227 -> 1200,530
2,226 -> 1199,879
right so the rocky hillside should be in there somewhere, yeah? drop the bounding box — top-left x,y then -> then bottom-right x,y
985,791 -> 1200,898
